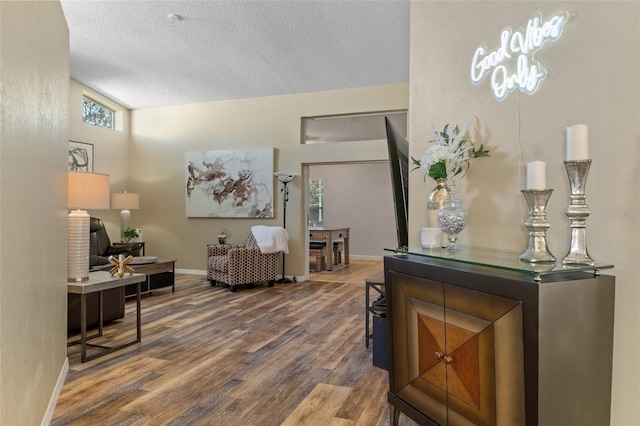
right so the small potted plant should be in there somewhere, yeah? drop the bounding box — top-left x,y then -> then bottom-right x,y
122,227 -> 140,243
217,229 -> 231,244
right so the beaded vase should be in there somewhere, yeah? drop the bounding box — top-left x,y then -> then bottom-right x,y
437,196 -> 467,251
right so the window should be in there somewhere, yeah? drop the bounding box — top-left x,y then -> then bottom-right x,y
82,96 -> 114,129
309,179 -> 324,226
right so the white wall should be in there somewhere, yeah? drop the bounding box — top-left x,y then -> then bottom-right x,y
409,2 -> 639,423
309,162 -> 397,259
0,2 -> 69,424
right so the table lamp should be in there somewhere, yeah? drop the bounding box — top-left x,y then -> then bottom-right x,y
111,191 -> 140,241
68,171 -> 110,282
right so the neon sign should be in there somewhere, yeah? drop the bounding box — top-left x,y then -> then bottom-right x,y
471,12 -> 568,101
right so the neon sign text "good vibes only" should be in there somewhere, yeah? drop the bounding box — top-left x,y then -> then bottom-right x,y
470,12 -> 568,101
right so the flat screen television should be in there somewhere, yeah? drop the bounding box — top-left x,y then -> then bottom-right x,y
385,117 -> 409,248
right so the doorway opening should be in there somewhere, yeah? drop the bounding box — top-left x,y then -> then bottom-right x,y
304,162 -> 397,277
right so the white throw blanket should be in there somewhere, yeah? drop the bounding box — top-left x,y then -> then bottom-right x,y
251,225 -> 289,254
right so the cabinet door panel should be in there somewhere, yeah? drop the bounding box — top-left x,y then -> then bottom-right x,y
443,285 -> 524,426
388,271 -> 525,426
389,271 -> 447,424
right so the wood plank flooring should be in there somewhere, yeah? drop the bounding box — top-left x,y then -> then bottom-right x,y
53,260 -> 418,426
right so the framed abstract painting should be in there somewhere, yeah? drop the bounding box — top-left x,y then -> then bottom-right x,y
185,147 -> 274,218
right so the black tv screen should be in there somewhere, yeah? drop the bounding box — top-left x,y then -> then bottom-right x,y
385,117 -> 409,248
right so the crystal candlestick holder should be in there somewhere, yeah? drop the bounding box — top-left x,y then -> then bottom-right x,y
520,189 -> 556,263
562,160 -> 594,265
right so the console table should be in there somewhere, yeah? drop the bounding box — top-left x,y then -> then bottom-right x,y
67,271 -> 146,362
309,226 -> 350,271
383,247 -> 614,426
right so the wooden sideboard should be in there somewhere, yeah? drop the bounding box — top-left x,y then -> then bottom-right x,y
383,250 -> 615,426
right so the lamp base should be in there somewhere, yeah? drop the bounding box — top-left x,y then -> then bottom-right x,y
120,209 -> 131,242
68,209 -> 90,282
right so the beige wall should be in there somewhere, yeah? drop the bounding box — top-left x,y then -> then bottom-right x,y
0,2 -> 69,425
69,79 -> 132,239
409,2 -> 639,424
128,84 -> 408,278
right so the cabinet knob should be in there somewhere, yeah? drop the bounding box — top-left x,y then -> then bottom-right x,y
444,355 -> 453,364
435,351 -> 444,359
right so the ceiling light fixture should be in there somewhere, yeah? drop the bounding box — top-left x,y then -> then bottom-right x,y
168,14 -> 182,27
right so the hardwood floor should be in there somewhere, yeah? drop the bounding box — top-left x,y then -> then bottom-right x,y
53,260 -> 418,426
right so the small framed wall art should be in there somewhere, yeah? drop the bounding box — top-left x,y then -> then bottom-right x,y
68,140 -> 94,172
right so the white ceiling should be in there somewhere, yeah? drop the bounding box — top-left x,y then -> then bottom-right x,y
61,0 -> 410,110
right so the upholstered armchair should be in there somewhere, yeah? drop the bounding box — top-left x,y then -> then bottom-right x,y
89,217 -> 142,267
207,227 -> 286,292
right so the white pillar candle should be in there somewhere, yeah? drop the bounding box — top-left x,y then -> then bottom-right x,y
526,161 -> 546,190
421,227 -> 442,249
566,124 -> 589,161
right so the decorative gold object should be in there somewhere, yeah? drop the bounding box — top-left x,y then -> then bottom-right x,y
108,254 -> 136,278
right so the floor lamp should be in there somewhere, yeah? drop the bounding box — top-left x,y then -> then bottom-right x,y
68,171 -> 110,282
111,191 -> 140,241
275,172 -> 297,283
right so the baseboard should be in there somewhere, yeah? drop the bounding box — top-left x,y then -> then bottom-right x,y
41,357 -> 69,426
176,268 -> 206,276
276,275 -> 304,284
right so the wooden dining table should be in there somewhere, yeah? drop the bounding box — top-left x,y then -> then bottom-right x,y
309,226 -> 350,271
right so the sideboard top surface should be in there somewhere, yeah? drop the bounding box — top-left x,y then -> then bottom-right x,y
384,246 -> 613,283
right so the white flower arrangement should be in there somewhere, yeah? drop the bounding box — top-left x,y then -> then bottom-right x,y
412,116 -> 489,182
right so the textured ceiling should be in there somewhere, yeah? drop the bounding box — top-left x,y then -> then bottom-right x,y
61,1 -> 410,110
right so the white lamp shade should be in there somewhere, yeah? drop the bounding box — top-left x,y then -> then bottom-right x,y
274,172 -> 297,183
112,192 -> 140,210
68,171 -> 110,209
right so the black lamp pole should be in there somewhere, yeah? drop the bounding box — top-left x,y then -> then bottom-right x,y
275,173 -> 296,283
